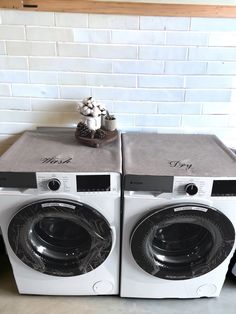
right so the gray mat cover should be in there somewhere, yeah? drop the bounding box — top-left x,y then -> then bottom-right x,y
0,130 -> 122,173
122,133 -> 236,177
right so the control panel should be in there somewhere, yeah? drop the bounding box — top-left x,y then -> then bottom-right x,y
173,177 -> 213,198
36,172 -> 119,194
173,177 -> 236,198
37,173 -> 74,193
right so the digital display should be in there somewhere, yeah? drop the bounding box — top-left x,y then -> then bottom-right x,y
0,172 -> 37,188
76,175 -> 110,192
212,180 -> 236,196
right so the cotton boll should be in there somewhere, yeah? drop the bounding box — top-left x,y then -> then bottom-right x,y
84,97 -> 92,105
85,108 -> 91,115
98,103 -> 106,111
101,108 -> 106,115
81,107 -> 88,115
77,102 -> 83,110
79,97 -> 108,118
84,96 -> 92,104
92,106 -> 101,117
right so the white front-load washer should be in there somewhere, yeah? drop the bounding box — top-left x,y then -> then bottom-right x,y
121,133 -> 236,298
0,128 -> 121,295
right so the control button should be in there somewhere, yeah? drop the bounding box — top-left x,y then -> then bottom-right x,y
185,183 -> 198,196
93,281 -> 114,294
48,179 -> 61,191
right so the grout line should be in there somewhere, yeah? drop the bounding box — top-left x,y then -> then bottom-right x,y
189,17 -> 192,31
53,12 -> 56,27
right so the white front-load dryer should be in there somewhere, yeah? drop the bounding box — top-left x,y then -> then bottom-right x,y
121,133 -> 236,299
0,129 -> 121,295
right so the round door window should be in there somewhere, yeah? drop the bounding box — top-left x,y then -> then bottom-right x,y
8,199 -> 113,277
130,203 -> 235,280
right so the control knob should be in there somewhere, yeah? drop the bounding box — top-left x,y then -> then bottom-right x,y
185,183 -> 198,196
48,178 -> 61,191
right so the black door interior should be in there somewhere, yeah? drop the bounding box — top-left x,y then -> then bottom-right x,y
131,203 -> 235,280
8,199 -> 112,277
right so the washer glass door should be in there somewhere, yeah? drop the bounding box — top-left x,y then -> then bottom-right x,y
8,199 -> 113,277
130,203 -> 235,280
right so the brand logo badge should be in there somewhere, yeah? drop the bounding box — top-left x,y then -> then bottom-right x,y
130,181 -> 143,185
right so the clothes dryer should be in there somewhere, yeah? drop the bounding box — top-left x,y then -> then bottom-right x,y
121,133 -> 236,298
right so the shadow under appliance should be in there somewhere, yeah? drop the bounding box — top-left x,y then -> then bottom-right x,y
0,129 -> 121,295
121,133 -> 236,298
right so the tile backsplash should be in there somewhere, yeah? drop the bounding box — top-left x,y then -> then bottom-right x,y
0,9 -> 236,154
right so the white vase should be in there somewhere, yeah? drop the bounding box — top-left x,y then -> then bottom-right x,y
104,117 -> 117,131
81,114 -> 101,131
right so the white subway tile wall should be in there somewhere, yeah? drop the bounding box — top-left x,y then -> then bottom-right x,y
0,9 -> 236,153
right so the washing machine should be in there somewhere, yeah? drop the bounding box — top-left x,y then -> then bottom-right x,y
120,133 -> 236,298
0,128 -> 121,295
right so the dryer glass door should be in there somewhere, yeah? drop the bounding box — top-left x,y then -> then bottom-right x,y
8,199 -> 113,277
130,203 -> 235,280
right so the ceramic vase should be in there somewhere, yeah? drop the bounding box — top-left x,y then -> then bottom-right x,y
80,114 -> 101,131
104,117 -> 117,131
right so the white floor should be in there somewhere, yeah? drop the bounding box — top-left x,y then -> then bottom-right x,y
0,254 -> 236,314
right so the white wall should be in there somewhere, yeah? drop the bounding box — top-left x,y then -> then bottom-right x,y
0,9 -> 236,154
